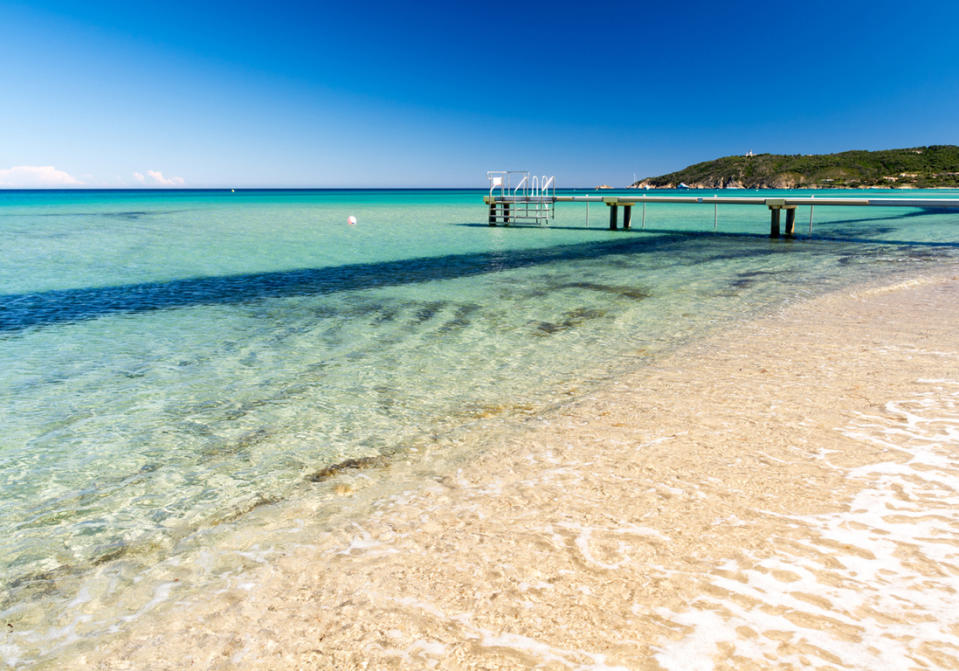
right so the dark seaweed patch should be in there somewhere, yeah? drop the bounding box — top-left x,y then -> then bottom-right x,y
91,543 -> 127,566
2,565 -> 79,600
372,306 -> 399,324
309,304 -> 341,320
555,281 -> 651,300
374,384 -> 396,412
104,211 -> 151,220
533,307 -> 608,336
7,209 -> 188,219
178,421 -> 215,437
218,493 -> 282,523
200,427 -> 267,458
438,303 -> 480,333
566,306 -> 607,321
306,455 -> 390,482
505,286 -> 551,300
412,301 -> 446,324
534,321 -> 563,334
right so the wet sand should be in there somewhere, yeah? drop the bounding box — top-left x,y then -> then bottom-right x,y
68,269 -> 959,670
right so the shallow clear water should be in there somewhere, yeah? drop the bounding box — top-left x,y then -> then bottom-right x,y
1,187 -> 958,666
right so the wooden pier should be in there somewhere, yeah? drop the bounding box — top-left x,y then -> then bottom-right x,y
483,192 -> 959,238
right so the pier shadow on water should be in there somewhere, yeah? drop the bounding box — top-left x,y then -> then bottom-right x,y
2,228 -> 956,332
463,219 -> 959,250
0,234 -> 759,331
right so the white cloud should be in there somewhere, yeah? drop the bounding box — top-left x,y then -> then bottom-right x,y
0,165 -> 82,187
148,170 -> 184,186
134,170 -> 184,186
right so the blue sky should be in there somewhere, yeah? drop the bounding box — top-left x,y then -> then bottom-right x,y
2,0 -> 958,187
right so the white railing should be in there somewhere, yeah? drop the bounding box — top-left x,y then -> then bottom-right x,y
542,175 -> 555,194
487,170 -> 557,225
487,171 -> 555,201
513,174 -> 528,198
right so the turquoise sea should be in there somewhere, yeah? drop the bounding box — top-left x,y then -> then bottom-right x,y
2,187 -> 958,667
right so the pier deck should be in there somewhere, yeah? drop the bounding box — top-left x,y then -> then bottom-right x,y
484,193 -> 959,237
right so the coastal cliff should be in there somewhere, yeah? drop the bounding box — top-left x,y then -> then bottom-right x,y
631,145 -> 959,189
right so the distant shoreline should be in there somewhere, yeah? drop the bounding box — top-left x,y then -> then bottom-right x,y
630,145 -> 959,191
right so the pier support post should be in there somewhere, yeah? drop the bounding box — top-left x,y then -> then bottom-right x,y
488,203 -> 497,226
504,202 -> 511,225
609,204 -> 618,230
623,205 -> 632,230
785,207 -> 796,237
769,208 -> 781,238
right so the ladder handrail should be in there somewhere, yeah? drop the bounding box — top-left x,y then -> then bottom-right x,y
513,175 -> 528,196
542,176 -> 554,204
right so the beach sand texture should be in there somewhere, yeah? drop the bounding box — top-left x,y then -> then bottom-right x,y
65,271 -> 959,670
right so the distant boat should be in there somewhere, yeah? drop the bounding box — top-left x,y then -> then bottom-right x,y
677,182 -> 690,189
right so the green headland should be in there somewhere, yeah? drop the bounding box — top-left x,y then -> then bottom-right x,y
630,145 -> 959,189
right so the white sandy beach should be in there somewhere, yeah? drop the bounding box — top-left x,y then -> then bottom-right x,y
64,268 -> 959,670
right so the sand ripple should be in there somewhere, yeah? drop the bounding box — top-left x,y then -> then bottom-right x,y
655,382 -> 959,670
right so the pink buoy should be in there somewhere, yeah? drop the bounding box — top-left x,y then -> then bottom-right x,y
347,215 -> 357,226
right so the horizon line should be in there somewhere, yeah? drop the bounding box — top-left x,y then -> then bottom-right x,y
0,186 -> 635,192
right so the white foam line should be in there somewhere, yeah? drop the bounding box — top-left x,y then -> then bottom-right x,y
850,276 -> 943,298
335,523 -> 400,557
118,581 -> 178,624
654,383 -> 959,669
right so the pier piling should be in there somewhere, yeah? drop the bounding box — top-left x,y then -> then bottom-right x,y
766,199 -> 785,238
785,207 -> 796,237
609,204 -> 618,230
